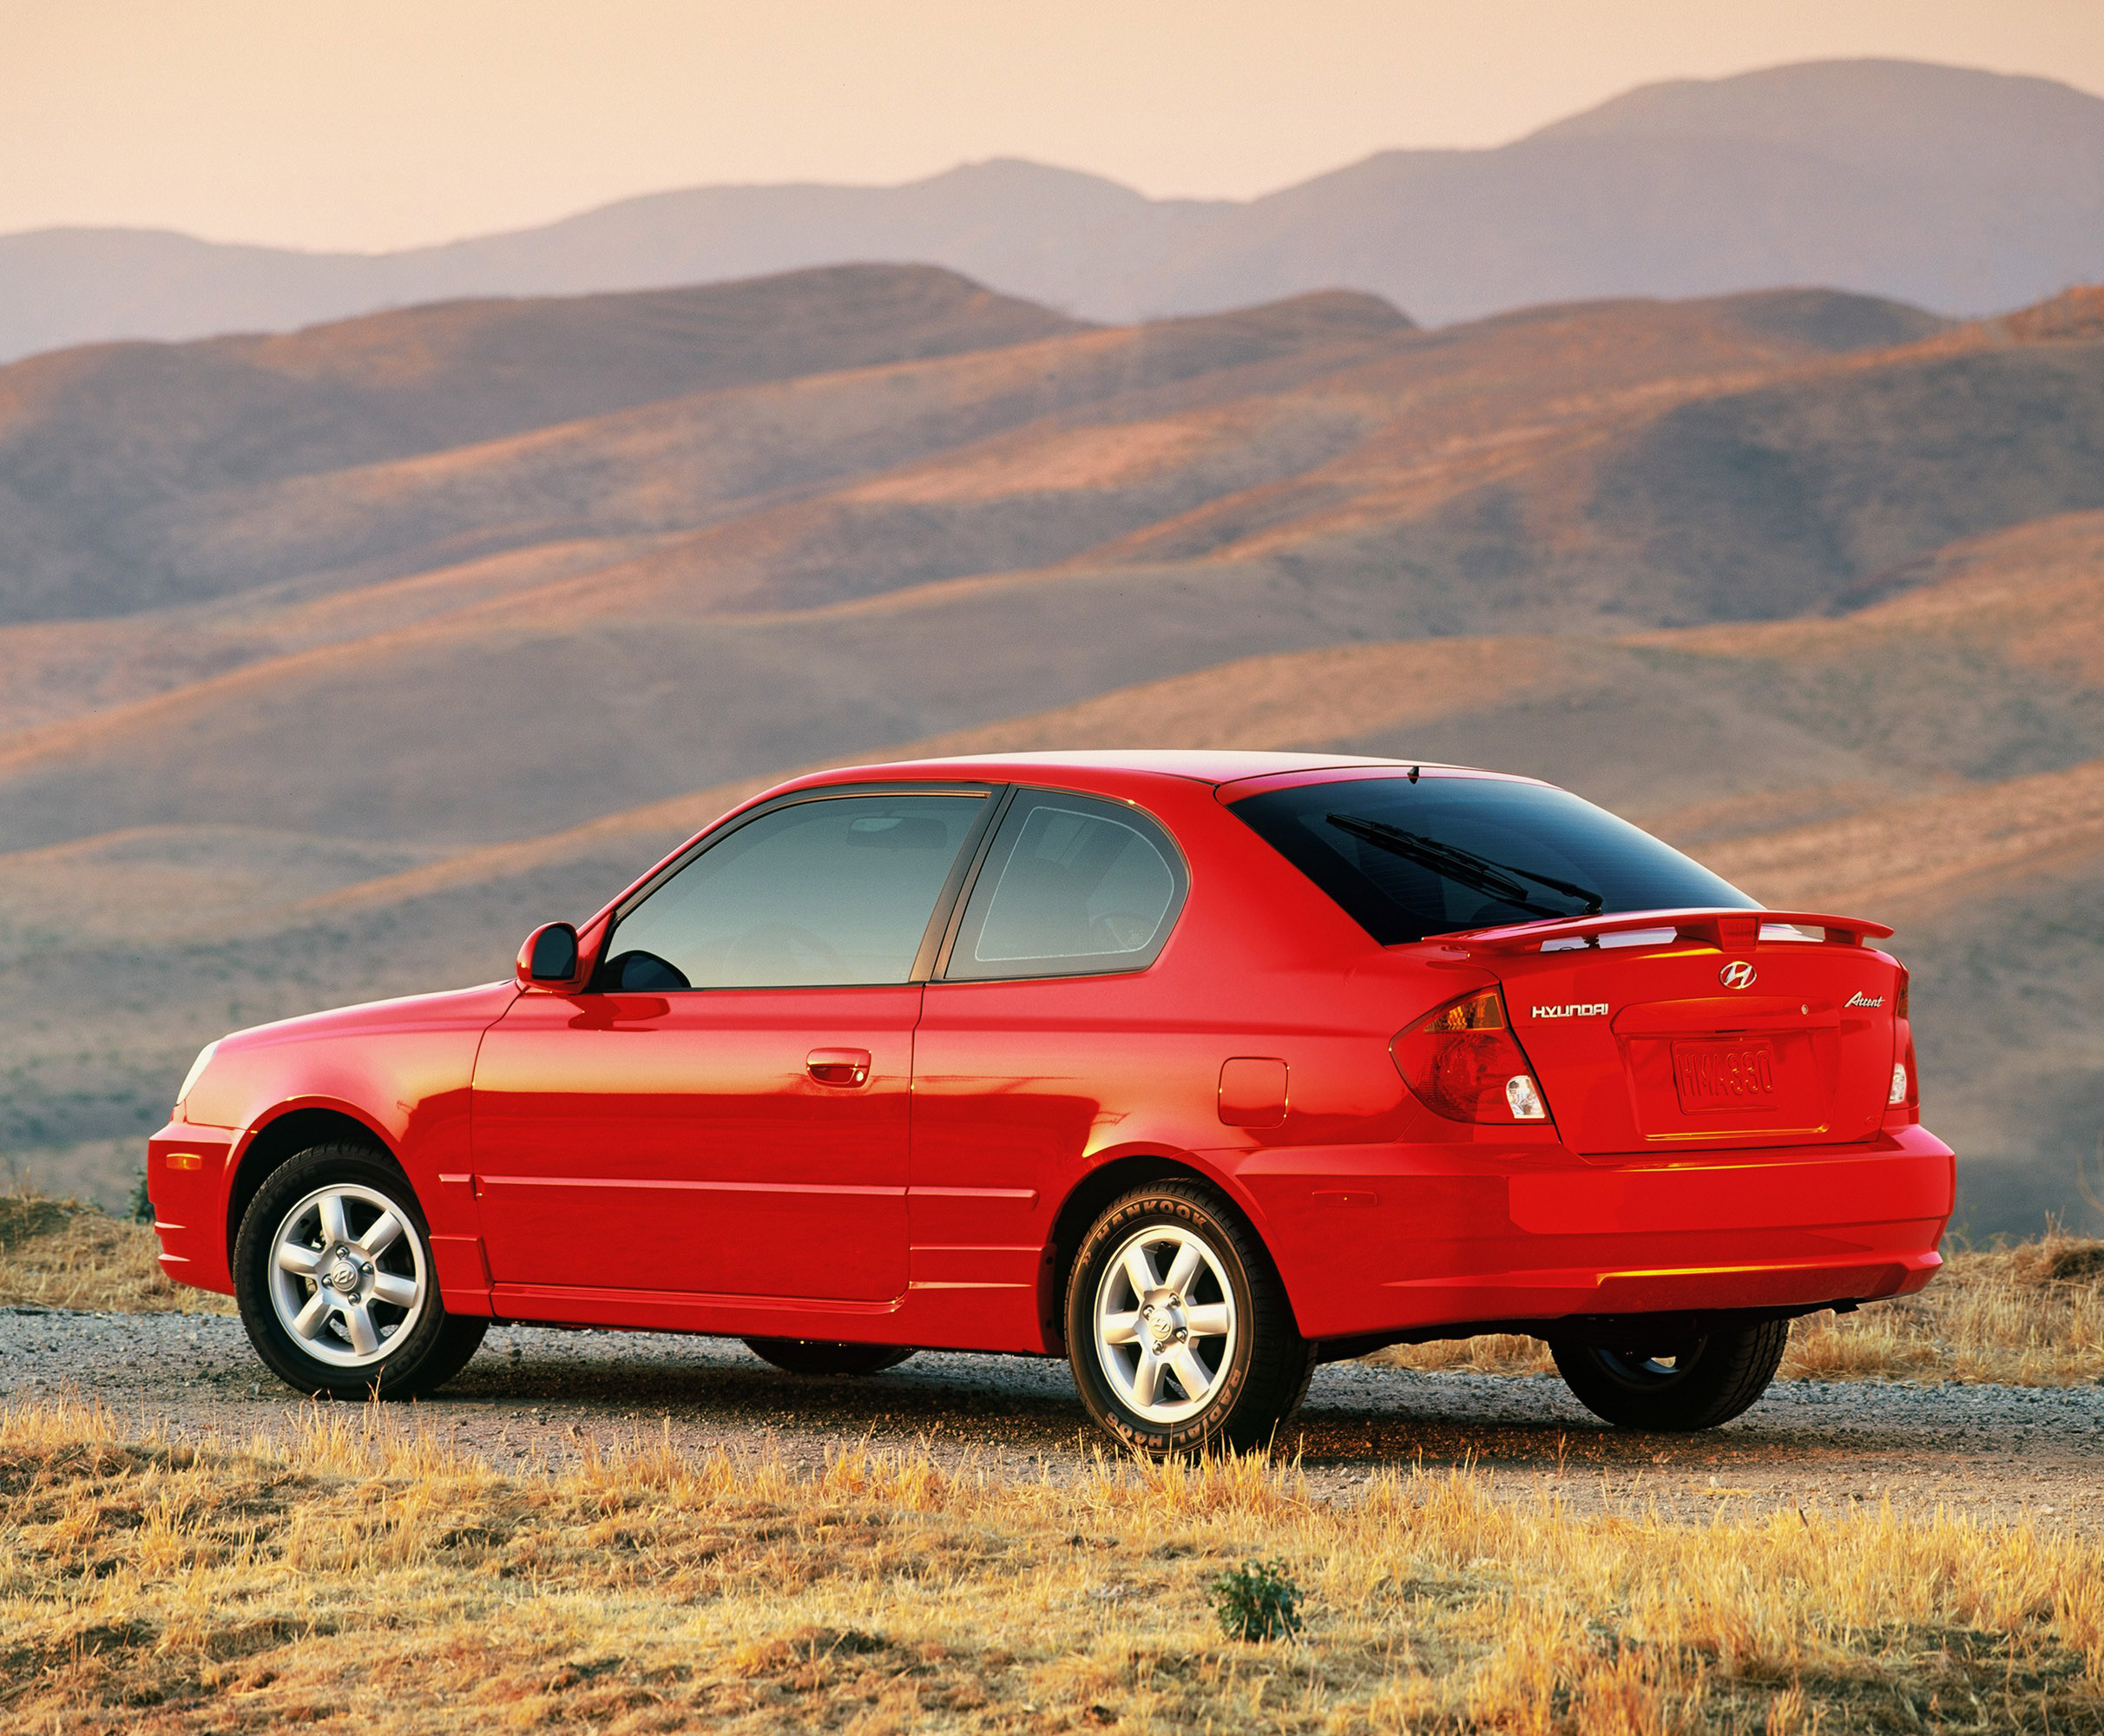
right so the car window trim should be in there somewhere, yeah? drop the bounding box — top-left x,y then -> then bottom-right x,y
924,785 -> 1022,980
596,781 -> 1003,991
931,784 -> 1192,983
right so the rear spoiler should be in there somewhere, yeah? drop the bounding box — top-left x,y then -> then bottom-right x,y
1443,907 -> 1894,956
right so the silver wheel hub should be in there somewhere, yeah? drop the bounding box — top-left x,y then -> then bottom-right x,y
266,1183 -> 428,1370
1093,1225 -> 1237,1426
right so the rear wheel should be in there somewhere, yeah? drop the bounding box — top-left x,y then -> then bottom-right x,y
1065,1180 -> 1313,1457
743,1338 -> 916,1376
233,1144 -> 487,1399
1549,1318 -> 1789,1430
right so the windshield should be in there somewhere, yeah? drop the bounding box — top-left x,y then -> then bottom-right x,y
1230,773 -> 1756,945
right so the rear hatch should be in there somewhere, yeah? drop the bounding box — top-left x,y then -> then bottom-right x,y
1465,910 -> 1902,1156
1223,771 -> 1903,1155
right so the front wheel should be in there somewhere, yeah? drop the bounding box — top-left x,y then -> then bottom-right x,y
1549,1318 -> 1789,1430
1065,1180 -> 1313,1457
743,1338 -> 916,1376
233,1144 -> 487,1399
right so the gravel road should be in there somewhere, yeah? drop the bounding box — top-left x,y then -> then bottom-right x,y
7,1307 -> 2100,1526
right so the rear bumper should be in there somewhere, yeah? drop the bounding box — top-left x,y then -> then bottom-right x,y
1238,1123 -> 1954,1342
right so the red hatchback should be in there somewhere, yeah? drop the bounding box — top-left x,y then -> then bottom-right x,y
150,753 -> 1951,1452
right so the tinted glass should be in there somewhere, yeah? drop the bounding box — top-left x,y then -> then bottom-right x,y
604,794 -> 983,989
1231,774 -> 1754,945
945,792 -> 1187,981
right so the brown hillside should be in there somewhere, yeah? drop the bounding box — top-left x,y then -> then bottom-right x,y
0,266 -> 1088,621
2,273 -> 2101,1232
10,282 -> 2094,852
8,507 -> 2101,1230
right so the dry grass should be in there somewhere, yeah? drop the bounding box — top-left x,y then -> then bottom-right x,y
2,1395 -> 2100,1733
1377,1230 -> 2104,1389
0,1194 -> 232,1316
1782,1234 -> 2104,1386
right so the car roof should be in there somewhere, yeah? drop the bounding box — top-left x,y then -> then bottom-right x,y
773,749 -> 1466,791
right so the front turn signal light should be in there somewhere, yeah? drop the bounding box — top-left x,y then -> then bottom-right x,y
1393,988 -> 1551,1124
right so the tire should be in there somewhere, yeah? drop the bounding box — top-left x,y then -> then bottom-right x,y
1549,1318 -> 1789,1431
743,1338 -> 916,1376
1065,1180 -> 1313,1457
233,1143 -> 488,1400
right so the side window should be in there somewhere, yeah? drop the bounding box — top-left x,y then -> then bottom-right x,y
602,794 -> 983,990
944,792 -> 1187,982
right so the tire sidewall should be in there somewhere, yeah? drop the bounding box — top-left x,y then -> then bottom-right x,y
1065,1187 -> 1260,1455
233,1144 -> 454,1399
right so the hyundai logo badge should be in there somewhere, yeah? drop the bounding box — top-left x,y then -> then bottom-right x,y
1719,960 -> 1758,990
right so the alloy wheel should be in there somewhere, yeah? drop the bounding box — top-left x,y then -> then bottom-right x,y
1091,1223 -> 1238,1424
266,1182 -> 428,1368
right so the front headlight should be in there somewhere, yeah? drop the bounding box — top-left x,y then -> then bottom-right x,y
174,1042 -> 219,1117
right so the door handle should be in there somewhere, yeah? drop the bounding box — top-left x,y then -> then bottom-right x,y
806,1047 -> 871,1088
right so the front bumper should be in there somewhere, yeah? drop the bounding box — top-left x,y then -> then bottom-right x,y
146,1121 -> 240,1293
1238,1123 -> 1954,1342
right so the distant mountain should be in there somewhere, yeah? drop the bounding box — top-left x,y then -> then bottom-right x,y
3,59 -> 2101,360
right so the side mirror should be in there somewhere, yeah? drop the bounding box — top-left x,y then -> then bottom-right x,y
516,921 -> 582,990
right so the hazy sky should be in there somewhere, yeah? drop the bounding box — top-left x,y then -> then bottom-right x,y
5,0 -> 2102,253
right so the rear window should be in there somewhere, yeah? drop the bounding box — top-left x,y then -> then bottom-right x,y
944,791 -> 1187,981
1229,774 -> 1755,945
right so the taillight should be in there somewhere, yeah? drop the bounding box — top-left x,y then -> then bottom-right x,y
1886,1031 -> 1919,1119
1392,988 -> 1550,1124
1887,967 -> 1917,1119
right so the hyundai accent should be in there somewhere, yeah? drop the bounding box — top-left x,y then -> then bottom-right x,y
148,753 -> 1950,1452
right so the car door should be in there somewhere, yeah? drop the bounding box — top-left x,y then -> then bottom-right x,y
910,790 -> 1193,1338
471,787 -> 991,1303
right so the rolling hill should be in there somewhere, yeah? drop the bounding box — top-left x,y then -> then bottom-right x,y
0,264 -> 2097,1234
3,60 -> 2101,361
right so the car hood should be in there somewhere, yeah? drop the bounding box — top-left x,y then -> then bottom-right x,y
215,981 -> 522,1054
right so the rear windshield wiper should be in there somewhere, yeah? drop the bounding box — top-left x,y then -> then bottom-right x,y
1324,812 -> 1604,921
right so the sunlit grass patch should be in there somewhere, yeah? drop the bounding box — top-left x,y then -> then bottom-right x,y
1785,1228 -> 2104,1386
2,1397 -> 2101,1732
1377,1331 -> 1557,1378
0,1189 -> 232,1315
1374,1232 -> 2104,1388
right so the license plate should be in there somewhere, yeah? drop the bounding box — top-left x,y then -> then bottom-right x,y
1672,1039 -> 1779,1112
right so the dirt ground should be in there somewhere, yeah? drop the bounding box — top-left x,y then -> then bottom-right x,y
7,1307 -> 2100,1529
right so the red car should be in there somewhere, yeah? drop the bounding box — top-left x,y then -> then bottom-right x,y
149,753 -> 1949,1452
